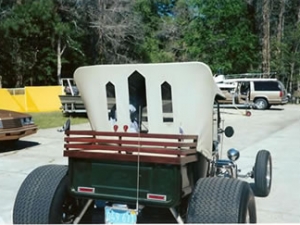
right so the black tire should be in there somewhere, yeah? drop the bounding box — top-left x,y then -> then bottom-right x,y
254,150 -> 272,197
186,177 -> 256,223
13,164 -> 85,224
254,98 -> 269,110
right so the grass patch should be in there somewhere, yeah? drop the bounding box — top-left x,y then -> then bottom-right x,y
31,111 -> 89,129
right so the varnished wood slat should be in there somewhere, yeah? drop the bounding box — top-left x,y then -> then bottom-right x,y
64,130 -> 199,165
64,150 -> 198,165
64,143 -> 197,155
64,137 -> 197,148
65,130 -> 198,140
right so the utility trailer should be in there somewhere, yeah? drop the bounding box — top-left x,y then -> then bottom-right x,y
59,78 -> 86,115
13,62 -> 272,223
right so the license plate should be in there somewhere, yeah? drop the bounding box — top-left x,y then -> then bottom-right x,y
105,205 -> 137,224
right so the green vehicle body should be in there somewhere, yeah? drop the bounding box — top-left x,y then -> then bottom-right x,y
64,129 -> 205,210
69,159 -> 183,207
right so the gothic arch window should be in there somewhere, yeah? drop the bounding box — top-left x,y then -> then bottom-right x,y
128,71 -> 147,132
161,81 -> 173,122
106,82 -> 116,121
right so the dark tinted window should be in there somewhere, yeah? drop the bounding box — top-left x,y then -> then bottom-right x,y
220,87 -> 234,93
254,81 -> 281,91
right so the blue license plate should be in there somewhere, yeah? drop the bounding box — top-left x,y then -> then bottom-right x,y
105,206 -> 137,224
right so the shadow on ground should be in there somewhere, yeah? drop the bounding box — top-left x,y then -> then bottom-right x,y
268,107 -> 284,111
0,140 -> 40,153
221,107 -> 284,114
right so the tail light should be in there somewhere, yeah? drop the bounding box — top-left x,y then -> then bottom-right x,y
279,91 -> 283,97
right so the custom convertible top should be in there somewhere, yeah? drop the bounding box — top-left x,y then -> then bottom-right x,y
74,62 -> 224,159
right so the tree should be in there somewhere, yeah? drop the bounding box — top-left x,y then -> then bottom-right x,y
54,0 -> 89,84
0,0 -> 57,87
1,0 -> 300,89
0,0 -> 88,87
261,0 -> 271,77
176,0 -> 259,73
269,0 -> 300,93
270,0 -> 286,78
284,2 -> 300,93
88,0 -> 145,64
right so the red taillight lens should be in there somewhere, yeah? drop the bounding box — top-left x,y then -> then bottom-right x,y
279,91 -> 283,97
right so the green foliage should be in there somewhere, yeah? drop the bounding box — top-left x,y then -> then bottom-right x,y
135,0 -> 178,63
177,0 -> 259,73
0,0 -> 88,87
0,1 -> 54,86
0,0 -> 299,91
135,0 -> 260,74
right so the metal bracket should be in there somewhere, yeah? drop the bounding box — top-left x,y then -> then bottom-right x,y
237,170 -> 253,179
169,207 -> 184,224
73,199 -> 93,224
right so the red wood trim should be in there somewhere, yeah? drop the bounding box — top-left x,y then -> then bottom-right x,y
63,130 -> 199,165
64,143 -> 197,155
64,137 -> 197,148
65,130 -> 198,140
64,150 -> 198,165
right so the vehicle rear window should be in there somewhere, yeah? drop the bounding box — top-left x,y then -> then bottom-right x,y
254,81 -> 281,91
277,81 -> 285,90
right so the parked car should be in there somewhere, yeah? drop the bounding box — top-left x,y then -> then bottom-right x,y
215,74 -> 288,109
0,109 -> 38,143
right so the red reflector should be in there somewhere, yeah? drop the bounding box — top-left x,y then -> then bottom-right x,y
78,187 -> 95,193
147,194 -> 167,201
113,125 -> 118,132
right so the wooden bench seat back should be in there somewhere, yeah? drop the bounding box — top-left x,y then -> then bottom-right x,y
64,130 -> 198,165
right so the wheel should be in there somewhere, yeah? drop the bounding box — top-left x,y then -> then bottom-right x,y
253,150 -> 272,197
186,177 -> 256,223
254,98 -> 269,110
13,165 -> 87,224
234,95 -> 239,104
